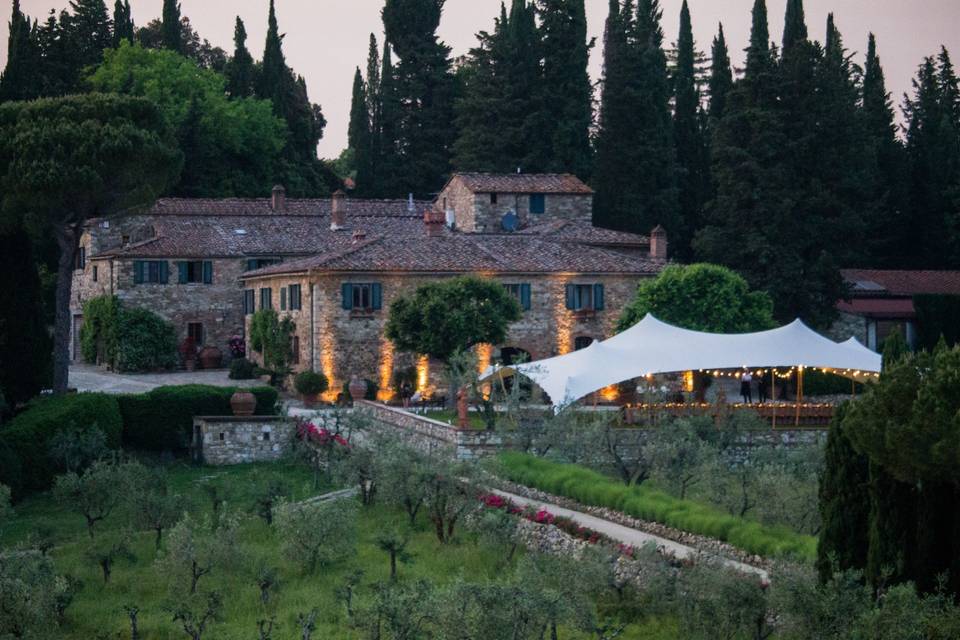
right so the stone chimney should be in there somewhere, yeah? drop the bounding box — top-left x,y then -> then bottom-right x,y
424,209 -> 445,237
650,225 -> 668,259
330,189 -> 347,230
352,228 -> 367,242
271,184 -> 286,212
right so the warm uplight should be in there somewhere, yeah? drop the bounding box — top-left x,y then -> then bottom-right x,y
318,308 -> 339,402
377,339 -> 395,402
554,278 -> 574,355
476,343 -> 492,374
417,355 -> 430,395
600,385 -> 619,402
683,370 -> 694,392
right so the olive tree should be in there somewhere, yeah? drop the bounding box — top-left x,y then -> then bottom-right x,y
85,529 -> 135,583
275,498 -> 357,574
128,465 -> 184,549
157,513 -> 239,595
54,458 -> 139,539
0,550 -> 68,638
0,94 -> 180,393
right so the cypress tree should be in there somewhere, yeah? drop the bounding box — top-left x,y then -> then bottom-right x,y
744,0 -> 772,87
375,41 -> 402,198
817,403 -> 870,583
62,0 -> 112,86
707,23 -> 732,123
161,0 -> 181,53
671,0 -> 708,260
382,0 -> 457,198
348,67 -> 374,195
111,0 -> 133,47
865,463 -> 917,590
781,0 -> 807,53
0,0 -> 40,102
537,0 -> 593,178
362,34 -> 381,196
225,16 -> 255,98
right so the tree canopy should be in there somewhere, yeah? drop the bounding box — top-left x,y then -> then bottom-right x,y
617,263 -> 776,333
385,276 -> 522,361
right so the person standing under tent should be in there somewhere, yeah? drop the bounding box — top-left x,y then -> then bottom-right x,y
757,373 -> 768,403
740,369 -> 753,403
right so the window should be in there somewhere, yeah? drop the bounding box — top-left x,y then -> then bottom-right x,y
262,431 -> 271,441
342,283 -> 382,311
490,193 -> 498,204
121,234 -> 130,246
177,260 -> 212,284
219,432 -> 225,441
529,193 -> 545,214
187,322 -> 204,345
565,284 -> 605,312
288,284 -> 302,311
133,260 -> 169,284
574,336 -> 594,351
92,265 -> 98,282
280,287 -> 287,311
290,335 -> 300,364
260,287 -> 272,310
504,283 -> 531,311
243,289 -> 255,315
246,258 -> 280,271
75,247 -> 86,271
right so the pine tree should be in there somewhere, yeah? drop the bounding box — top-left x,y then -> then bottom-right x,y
0,0 -> 40,101
225,16 -> 255,98
671,0 -> 708,260
594,0 -> 678,235
111,0 -> 132,47
348,67 -> 374,194
382,0 -> 456,198
537,0 -> 593,178
161,0 -> 181,53
817,403 -> 870,583
707,23 -> 732,123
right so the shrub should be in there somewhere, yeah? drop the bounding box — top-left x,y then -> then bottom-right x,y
228,358 -> 256,380
118,384 -> 278,452
294,371 -> 329,397
115,307 -> 177,372
498,452 -> 817,562
80,295 -> 120,365
803,369 -> 863,396
0,394 -> 122,497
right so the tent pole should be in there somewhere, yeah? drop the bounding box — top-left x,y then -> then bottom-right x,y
795,367 -> 804,427
770,369 -> 776,430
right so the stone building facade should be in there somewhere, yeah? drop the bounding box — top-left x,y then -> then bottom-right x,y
73,174 -> 667,396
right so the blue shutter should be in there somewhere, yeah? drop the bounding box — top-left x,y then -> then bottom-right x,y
246,259 -> 256,271
159,261 -> 169,284
280,287 -> 287,311
202,261 -> 213,284
372,283 -> 382,310
133,261 -> 144,284
342,283 -> 353,310
177,261 -> 188,284
594,284 -> 605,311
520,283 -> 531,311
565,284 -> 576,310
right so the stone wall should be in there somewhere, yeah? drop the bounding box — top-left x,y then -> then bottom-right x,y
356,400 -> 503,460
242,273 -> 314,373
825,311 -> 869,345
194,416 -> 296,465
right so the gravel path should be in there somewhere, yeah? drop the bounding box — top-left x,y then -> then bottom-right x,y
490,487 -> 769,581
69,363 -> 260,394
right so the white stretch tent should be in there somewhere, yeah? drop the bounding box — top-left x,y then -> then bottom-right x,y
480,314 -> 882,409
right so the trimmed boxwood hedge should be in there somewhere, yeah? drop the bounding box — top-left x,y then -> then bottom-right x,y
498,451 -> 817,562
0,393 -> 122,497
117,384 -> 278,451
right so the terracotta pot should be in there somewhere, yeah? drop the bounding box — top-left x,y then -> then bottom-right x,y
301,393 -> 317,408
348,377 -> 368,403
198,346 -> 222,370
184,358 -> 196,372
230,390 -> 256,416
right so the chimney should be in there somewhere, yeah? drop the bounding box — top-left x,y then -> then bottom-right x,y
352,228 -> 367,242
330,189 -> 347,230
407,193 -> 415,212
650,225 -> 668,259
424,209 -> 445,237
271,184 -> 286,211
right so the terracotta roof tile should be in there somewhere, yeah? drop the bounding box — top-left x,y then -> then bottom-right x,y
840,269 -> 960,297
137,196 -> 430,218
450,173 -> 593,194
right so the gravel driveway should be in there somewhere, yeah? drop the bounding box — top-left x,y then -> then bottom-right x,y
69,363 -> 261,394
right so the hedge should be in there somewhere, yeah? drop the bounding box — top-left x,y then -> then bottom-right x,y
498,452 -> 817,562
117,384 -> 278,451
0,393 -> 122,497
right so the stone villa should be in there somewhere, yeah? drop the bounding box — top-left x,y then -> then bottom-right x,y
72,173 -> 667,399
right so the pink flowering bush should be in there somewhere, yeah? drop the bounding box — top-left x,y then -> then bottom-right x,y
297,422 -> 350,448
228,335 -> 246,359
478,493 -> 608,546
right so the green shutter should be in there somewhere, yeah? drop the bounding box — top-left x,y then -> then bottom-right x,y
565,284 -> 576,310
133,261 -> 144,284
594,284 -> 605,311
342,283 -> 353,310
177,261 -> 188,284
246,259 -> 256,271
202,261 -> 213,284
280,287 -> 287,311
372,283 -> 382,310
520,283 -> 531,311
159,261 -> 169,284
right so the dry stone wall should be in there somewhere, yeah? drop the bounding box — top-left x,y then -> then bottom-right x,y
195,416 -> 296,465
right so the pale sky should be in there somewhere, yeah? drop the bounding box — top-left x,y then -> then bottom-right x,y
3,1 -> 959,158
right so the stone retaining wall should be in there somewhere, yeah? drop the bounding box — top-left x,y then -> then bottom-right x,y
356,401 -> 502,460
194,416 -> 296,465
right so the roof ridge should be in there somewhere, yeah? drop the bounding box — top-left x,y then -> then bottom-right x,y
308,234 -> 386,269
466,236 -> 513,269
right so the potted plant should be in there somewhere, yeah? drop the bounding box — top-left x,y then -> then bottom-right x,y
348,377 -> 368,404
198,344 -> 223,369
178,336 -> 197,371
294,371 -> 329,407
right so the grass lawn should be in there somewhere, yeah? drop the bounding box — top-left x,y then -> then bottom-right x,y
3,458 -> 680,639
